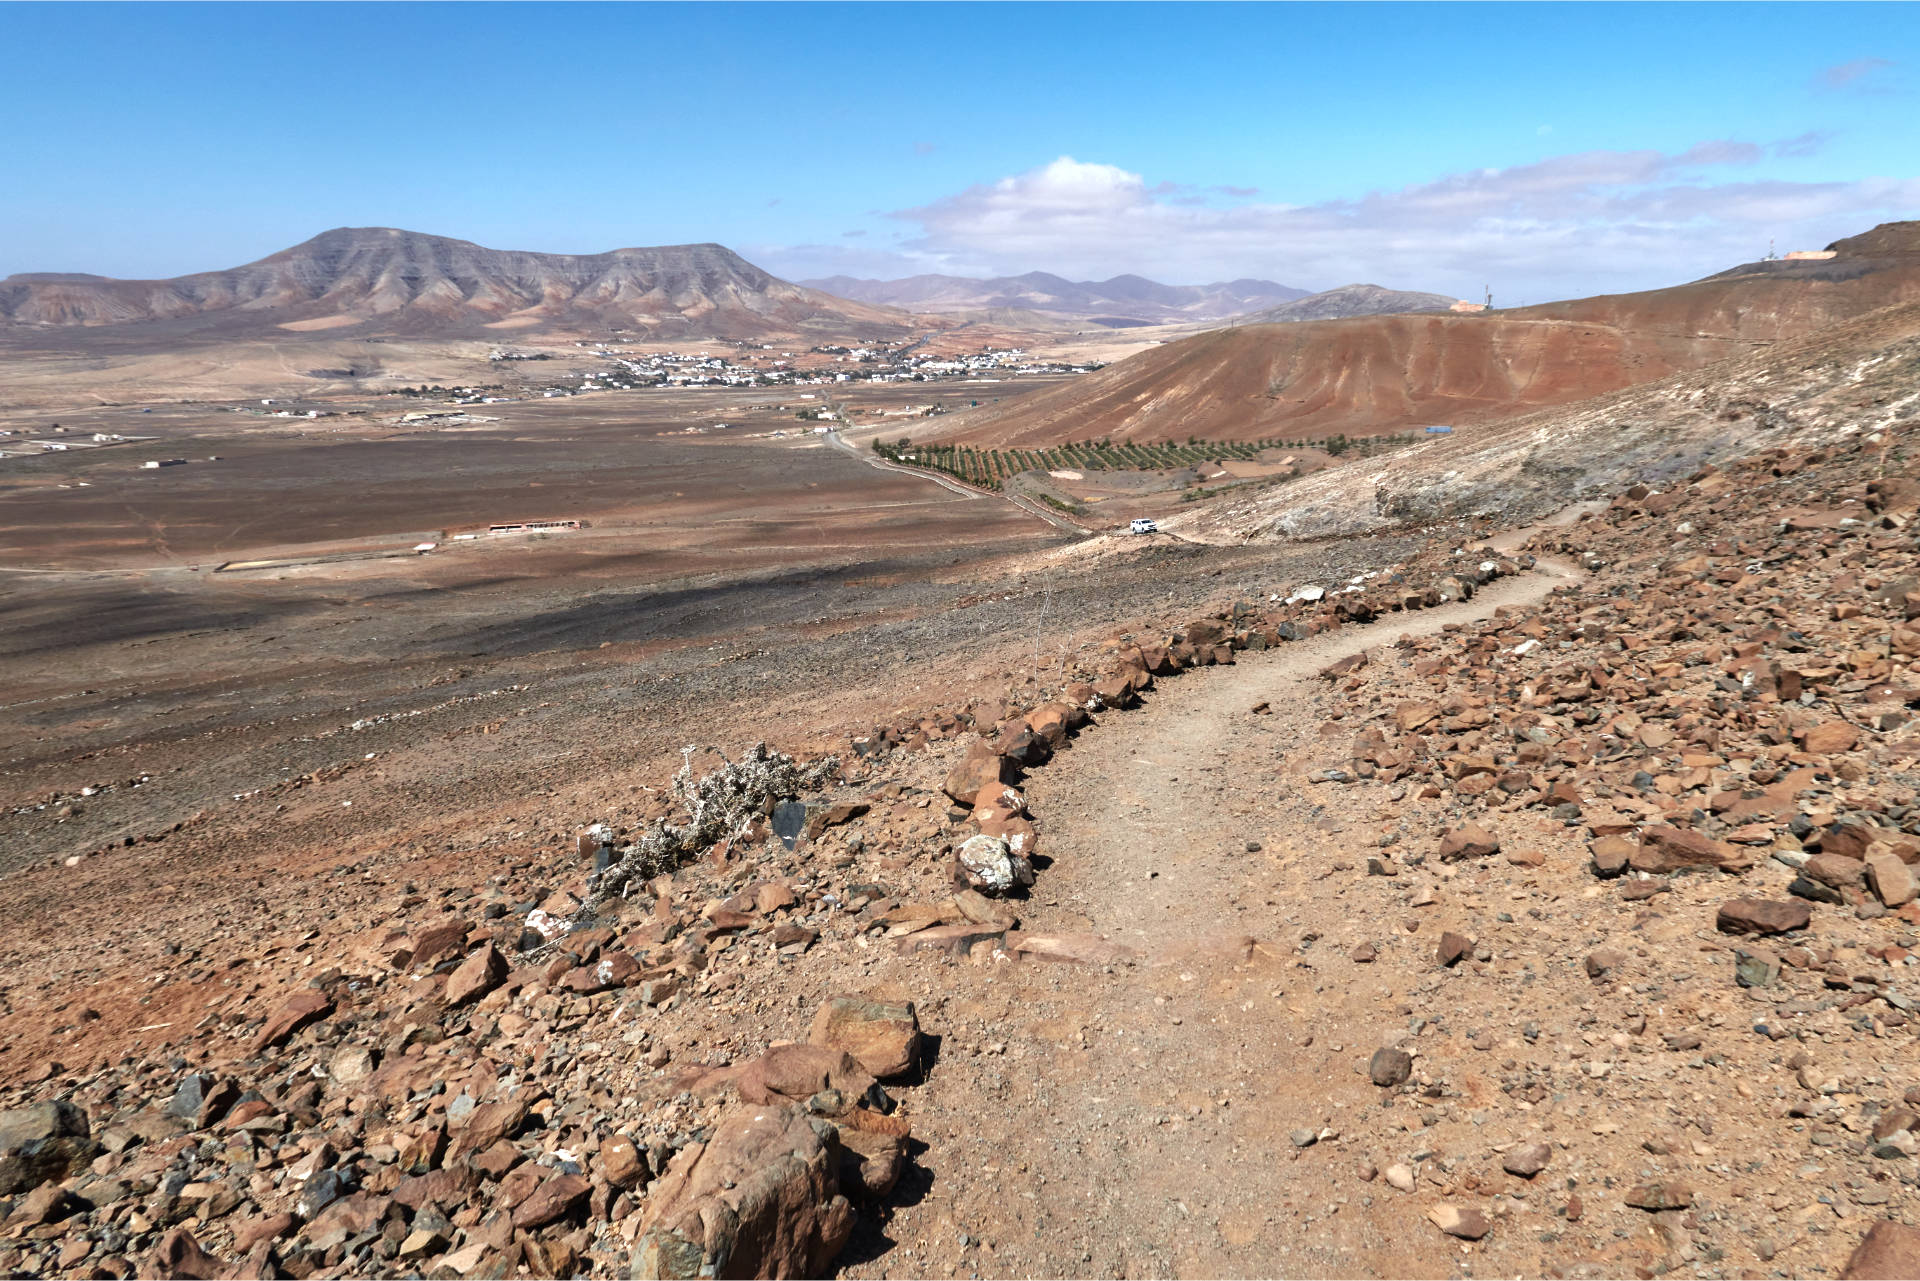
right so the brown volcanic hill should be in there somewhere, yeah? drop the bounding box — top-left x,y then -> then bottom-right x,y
1169,297 -> 1920,544
935,222 -> 1920,448
1507,220 -> 1920,338
0,227 -> 914,338
930,311 -> 1732,447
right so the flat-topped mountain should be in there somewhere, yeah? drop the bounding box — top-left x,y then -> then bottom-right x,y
801,270 -> 1310,325
0,228 -> 913,337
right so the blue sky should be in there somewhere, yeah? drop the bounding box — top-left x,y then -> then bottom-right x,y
1,2 -> 1915,301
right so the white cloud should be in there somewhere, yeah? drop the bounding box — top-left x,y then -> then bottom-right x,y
804,147 -> 1920,299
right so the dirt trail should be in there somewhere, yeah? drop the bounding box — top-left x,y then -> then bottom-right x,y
882,560 -> 1584,1280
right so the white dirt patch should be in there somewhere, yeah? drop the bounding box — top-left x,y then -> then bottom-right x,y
276,315 -> 360,332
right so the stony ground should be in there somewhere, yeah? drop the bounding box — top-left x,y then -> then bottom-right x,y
2,427 -> 1917,1281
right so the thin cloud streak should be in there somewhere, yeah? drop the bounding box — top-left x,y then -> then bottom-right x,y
1816,57 -> 1893,90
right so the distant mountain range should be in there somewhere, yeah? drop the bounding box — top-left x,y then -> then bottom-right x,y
801,271 -> 1312,325
0,230 -> 1470,341
1228,283 -> 1456,324
0,228 -> 911,337
803,271 -> 1464,327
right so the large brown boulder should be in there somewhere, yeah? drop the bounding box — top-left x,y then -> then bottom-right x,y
445,944 -> 508,1006
0,1100 -> 96,1195
1629,826 -> 1751,873
1843,1221 -> 1920,1280
732,1044 -> 878,1110
1715,899 -> 1811,935
250,990 -> 334,1054
941,739 -> 1008,806
1024,701 -> 1080,749
1437,823 -> 1499,861
1865,848 -> 1917,906
809,997 -> 921,1080
630,1104 -> 856,1280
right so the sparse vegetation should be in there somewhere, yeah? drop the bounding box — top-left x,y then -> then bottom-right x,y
870,432 -> 1416,492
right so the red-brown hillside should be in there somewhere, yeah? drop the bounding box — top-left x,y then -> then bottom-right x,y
936,222 -> 1920,447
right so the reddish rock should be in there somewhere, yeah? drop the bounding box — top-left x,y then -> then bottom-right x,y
1865,849 -> 1917,907
809,996 -> 921,1080
511,1173 -> 590,1229
942,740 -> 1009,805
1437,823 -> 1500,860
1437,931 -> 1474,967
598,1135 -> 646,1189
732,1044 -> 877,1109
407,919 -> 473,970
1584,947 -> 1628,979
249,990 -> 333,1053
446,944 -> 508,1006
1624,1181 -> 1693,1211
1802,721 -> 1860,755
1503,1142 -> 1551,1177
1715,898 -> 1812,935
1629,826 -> 1749,873
1427,1204 -> 1489,1239
631,1104 -> 856,1281
1589,836 -> 1636,878
149,1228 -> 222,1281
1842,1222 -> 1920,1279
452,1096 -> 529,1159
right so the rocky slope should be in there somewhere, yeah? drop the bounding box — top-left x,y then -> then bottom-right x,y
0,229 -> 913,338
3,426 -> 1917,1279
